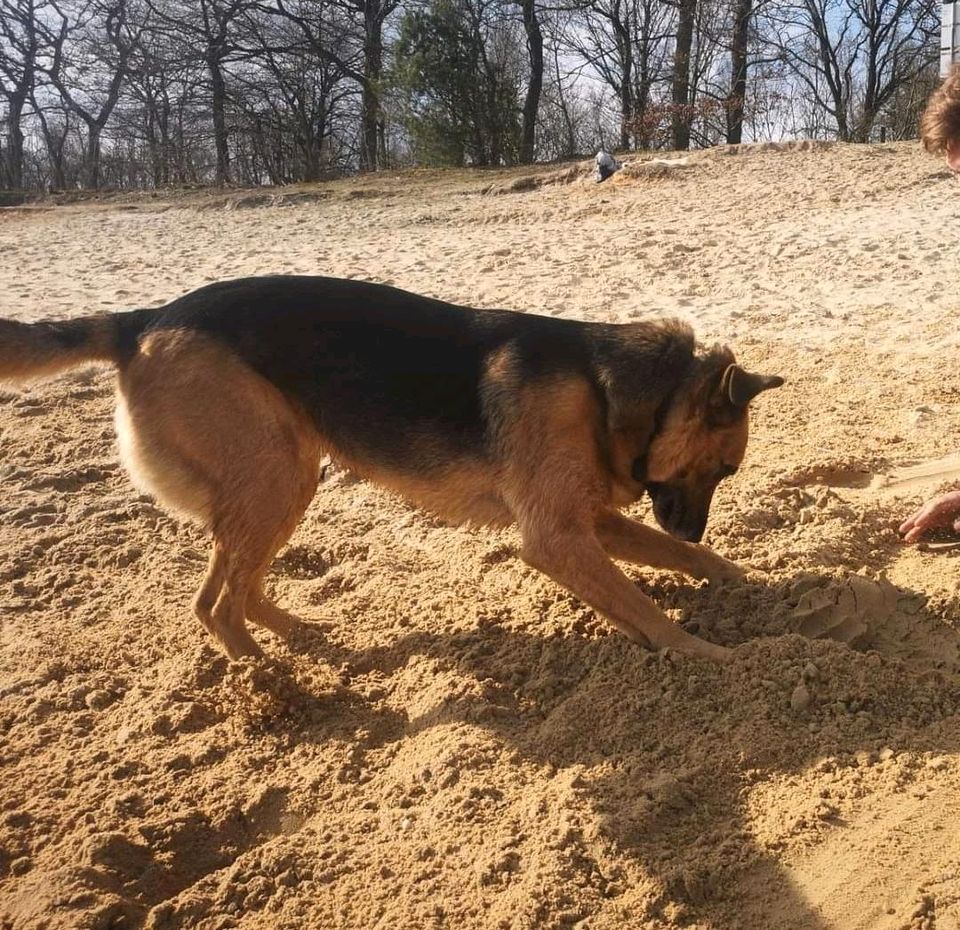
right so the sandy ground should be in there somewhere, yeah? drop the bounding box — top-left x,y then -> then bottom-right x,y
2,142 -> 960,930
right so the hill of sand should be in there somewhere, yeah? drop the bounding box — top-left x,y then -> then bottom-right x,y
2,142 -> 960,930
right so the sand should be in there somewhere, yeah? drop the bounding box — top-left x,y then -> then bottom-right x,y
2,142 -> 960,930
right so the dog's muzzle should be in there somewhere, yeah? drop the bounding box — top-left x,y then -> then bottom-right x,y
645,481 -> 710,543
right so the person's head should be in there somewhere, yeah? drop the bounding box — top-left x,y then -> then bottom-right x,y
921,65 -> 960,172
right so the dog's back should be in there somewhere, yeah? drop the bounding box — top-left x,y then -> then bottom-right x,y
153,276 -> 591,460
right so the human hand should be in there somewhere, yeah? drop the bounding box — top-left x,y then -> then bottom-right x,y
899,489 -> 960,543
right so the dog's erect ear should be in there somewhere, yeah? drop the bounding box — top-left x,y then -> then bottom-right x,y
720,364 -> 785,408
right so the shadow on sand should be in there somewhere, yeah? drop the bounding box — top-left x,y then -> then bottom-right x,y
229,550 -> 960,930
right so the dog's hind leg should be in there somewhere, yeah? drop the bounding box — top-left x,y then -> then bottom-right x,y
596,510 -> 744,583
195,441 -> 319,657
203,423 -> 320,656
195,494 -> 314,658
117,330 -> 321,659
194,544 -> 226,638
247,585 -> 301,638
243,469 -> 320,640
205,546 -> 262,659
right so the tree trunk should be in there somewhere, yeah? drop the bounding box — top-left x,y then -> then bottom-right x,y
50,144 -> 66,189
4,49 -> 34,189
35,103 -> 68,189
360,1 -> 383,171
84,123 -> 103,188
614,19 -> 633,150
635,8 -> 653,148
671,0 -> 696,150
1,7 -> 36,191
158,99 -> 171,186
360,80 -> 380,171
726,0 -> 752,144
857,45 -> 879,142
619,76 -> 634,150
145,105 -> 163,186
519,0 -> 543,163
208,57 -> 230,185
6,95 -> 27,189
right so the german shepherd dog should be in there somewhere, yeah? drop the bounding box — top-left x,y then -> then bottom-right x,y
0,276 -> 782,663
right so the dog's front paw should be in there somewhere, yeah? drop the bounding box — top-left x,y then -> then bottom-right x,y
700,552 -> 746,584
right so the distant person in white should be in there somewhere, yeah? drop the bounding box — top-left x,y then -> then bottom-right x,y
899,65 -> 960,542
595,151 -> 621,183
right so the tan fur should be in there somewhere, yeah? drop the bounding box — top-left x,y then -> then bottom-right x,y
491,375 -> 734,661
644,352 -> 750,508
117,330 -> 322,658
596,510 -> 743,583
646,409 -> 749,484
329,447 -> 510,528
606,407 -> 660,507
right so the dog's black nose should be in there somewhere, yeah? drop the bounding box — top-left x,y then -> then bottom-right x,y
676,524 -> 705,544
681,508 -> 712,543
660,498 -> 677,525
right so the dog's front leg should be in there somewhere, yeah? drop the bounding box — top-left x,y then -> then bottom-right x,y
596,510 -> 744,583
521,528 -> 731,662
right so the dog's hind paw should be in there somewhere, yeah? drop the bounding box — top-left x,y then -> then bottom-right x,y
285,618 -> 335,655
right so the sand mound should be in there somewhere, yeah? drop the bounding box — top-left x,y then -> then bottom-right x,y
793,575 -> 899,644
483,163 -> 592,195
4,141 -> 960,930
484,155 -> 697,195
616,157 -> 697,181
223,191 -> 334,210
486,140 -> 834,198
709,139 -> 838,157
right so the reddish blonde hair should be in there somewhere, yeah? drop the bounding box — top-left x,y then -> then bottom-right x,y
921,65 -> 960,154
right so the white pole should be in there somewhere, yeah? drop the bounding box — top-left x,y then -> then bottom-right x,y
943,0 -> 960,77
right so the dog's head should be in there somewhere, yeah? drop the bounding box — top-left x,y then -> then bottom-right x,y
635,351 -> 783,542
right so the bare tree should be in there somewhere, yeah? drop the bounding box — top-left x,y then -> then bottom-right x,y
726,0 -> 753,141
354,0 -> 397,168
538,15 -> 585,157
561,0 -> 676,151
29,86 -> 73,186
0,0 -> 53,187
517,0 -> 543,161
669,0 -> 697,148
258,0 -> 364,165
266,0 -> 398,170
233,5 -> 354,180
119,20 -> 201,185
847,0 -> 938,139
144,0 -> 254,184
760,0 -> 937,140
41,0 -> 144,187
631,0 -> 673,146
563,0 -> 636,149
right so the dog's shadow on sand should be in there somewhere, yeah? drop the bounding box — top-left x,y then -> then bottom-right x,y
248,563 -> 960,930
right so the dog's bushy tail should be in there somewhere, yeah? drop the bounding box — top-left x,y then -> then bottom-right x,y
0,310 -> 153,384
